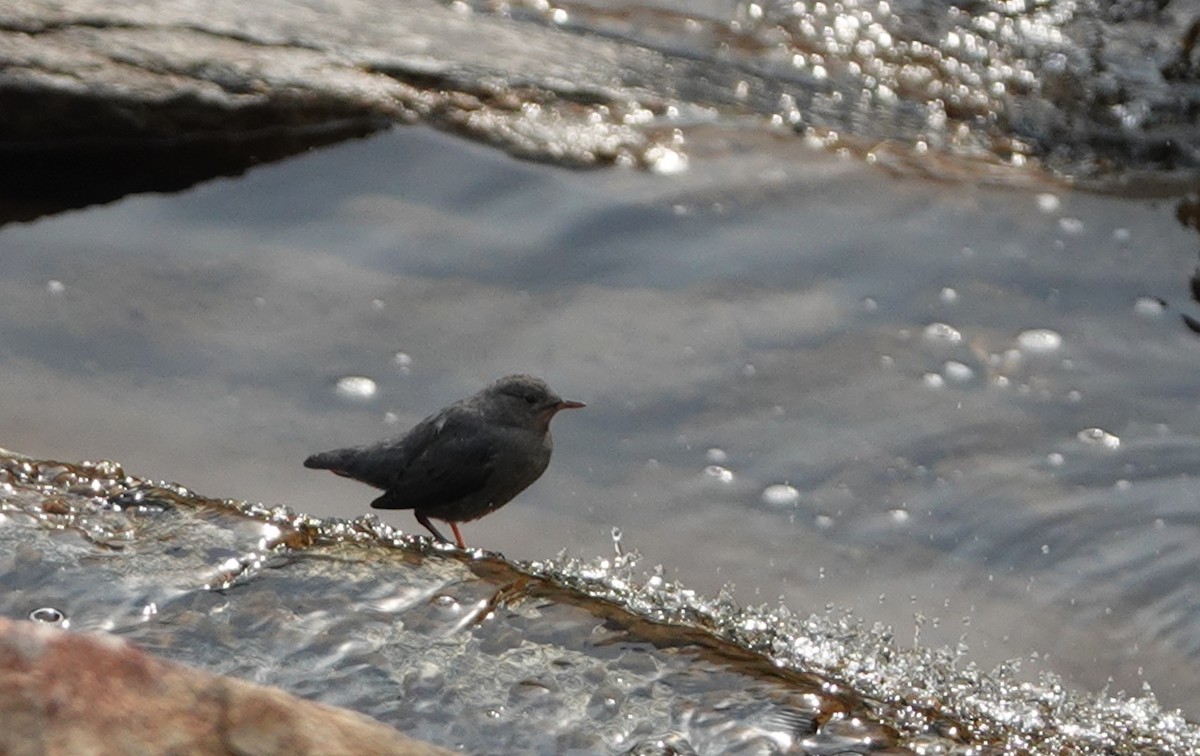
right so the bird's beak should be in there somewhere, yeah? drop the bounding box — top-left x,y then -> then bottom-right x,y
556,399 -> 586,411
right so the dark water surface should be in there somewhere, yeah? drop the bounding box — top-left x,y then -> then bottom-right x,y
3,124 -> 1200,728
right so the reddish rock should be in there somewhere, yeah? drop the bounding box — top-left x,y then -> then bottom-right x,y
0,618 -> 451,756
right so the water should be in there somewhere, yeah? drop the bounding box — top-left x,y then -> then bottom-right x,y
4,0 -> 1200,747
4,451 -> 1197,753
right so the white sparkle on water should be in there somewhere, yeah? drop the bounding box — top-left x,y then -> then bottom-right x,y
335,376 -> 378,400
1036,193 -> 1061,213
761,484 -> 801,507
1133,297 -> 1165,318
1077,427 -> 1120,450
1016,328 -> 1062,353
943,361 -> 974,383
923,322 -> 963,344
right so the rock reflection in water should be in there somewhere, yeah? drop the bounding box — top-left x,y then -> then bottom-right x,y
2,450 -> 1197,754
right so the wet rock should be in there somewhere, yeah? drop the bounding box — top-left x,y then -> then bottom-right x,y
0,0 -> 672,223
0,616 -> 451,756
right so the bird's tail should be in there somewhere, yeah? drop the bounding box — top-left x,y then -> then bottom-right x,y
303,447 -> 391,487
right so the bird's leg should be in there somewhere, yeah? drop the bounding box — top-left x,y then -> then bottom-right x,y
415,512 -> 451,545
449,521 -> 467,550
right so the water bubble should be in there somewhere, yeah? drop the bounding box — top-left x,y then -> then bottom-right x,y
370,298 -> 386,311
704,465 -> 735,484
46,279 -> 66,295
742,363 -> 757,377
939,287 -> 959,304
1058,217 -> 1084,235
393,352 -> 413,373
861,296 -> 878,311
383,411 -> 400,425
761,483 -> 800,507
1041,544 -> 1050,555
1113,228 -> 1132,242
1115,479 -> 1132,491
1036,193 -> 1061,213
943,361 -> 974,383
705,448 -> 728,464
889,508 -> 910,523
646,146 -> 688,175
923,322 -> 963,344
1016,328 -> 1062,353
335,375 -> 377,400
922,373 -> 945,389
1133,297 -> 1165,318
1077,427 -> 1120,450
430,594 -> 462,616
1046,452 -> 1065,467
30,607 -> 68,627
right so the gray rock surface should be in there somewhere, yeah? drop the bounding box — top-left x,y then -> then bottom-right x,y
0,0 -> 677,221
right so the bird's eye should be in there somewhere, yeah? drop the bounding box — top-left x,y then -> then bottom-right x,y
523,393 -> 538,404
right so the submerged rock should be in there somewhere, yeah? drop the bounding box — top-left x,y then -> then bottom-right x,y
0,617 -> 450,755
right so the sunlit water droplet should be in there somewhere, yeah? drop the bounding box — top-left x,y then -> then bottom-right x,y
943,361 -> 974,383
923,322 -> 963,344
1058,217 -> 1084,235
646,146 -> 689,175
939,287 -> 958,304
30,607 -> 68,627
430,594 -> 462,617
335,375 -> 377,400
922,372 -> 945,389
1133,297 -> 1165,318
1077,427 -> 1120,450
705,448 -> 728,464
704,465 -> 735,484
46,279 -> 66,295
1017,328 -> 1062,353
1036,193 -> 1061,213
393,352 -> 413,374
761,484 -> 800,507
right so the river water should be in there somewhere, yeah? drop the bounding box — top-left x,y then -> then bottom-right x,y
3,0 -> 1200,749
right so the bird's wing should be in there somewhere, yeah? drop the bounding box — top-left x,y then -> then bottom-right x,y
370,412 -> 500,510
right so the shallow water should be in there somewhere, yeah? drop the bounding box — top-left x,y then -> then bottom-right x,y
5,451 -> 1197,753
3,122 -> 1200,729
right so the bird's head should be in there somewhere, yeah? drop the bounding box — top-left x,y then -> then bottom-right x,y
483,374 -> 585,430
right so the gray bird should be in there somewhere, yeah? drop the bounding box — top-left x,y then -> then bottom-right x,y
304,374 -> 584,548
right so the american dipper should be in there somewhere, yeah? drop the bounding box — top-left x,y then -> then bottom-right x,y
304,374 -> 584,548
